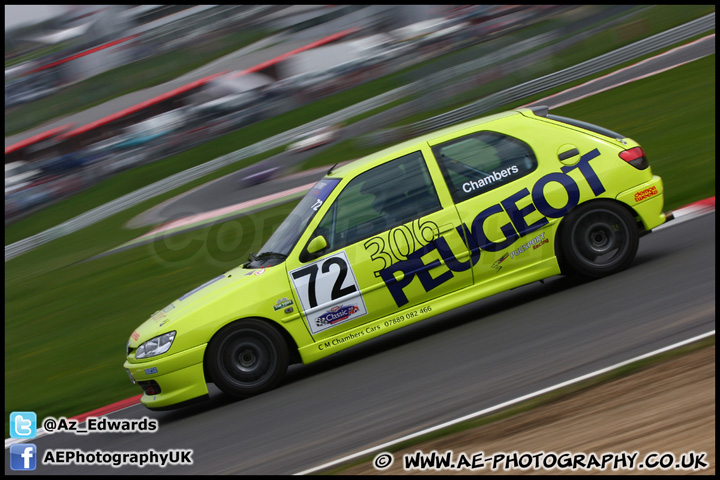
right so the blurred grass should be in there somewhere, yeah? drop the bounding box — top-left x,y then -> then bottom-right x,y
7,5 -> 713,244
343,97 -> 411,126
5,29 -> 270,136
4,53 -> 715,434
5,39 -> 74,69
558,5 -> 715,64
393,7 -> 716,126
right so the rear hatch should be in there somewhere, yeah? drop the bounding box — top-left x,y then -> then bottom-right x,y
519,106 -> 635,150
520,105 -> 650,170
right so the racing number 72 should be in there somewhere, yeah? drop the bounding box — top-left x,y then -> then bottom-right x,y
291,256 -> 357,309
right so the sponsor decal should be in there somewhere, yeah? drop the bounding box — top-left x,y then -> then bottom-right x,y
462,165 -> 520,193
378,149 -> 606,307
144,367 -> 158,375
533,238 -> 549,249
284,307 -> 294,314
253,267 -> 266,276
491,253 -> 509,271
634,186 -> 659,202
179,275 -> 225,301
273,297 -> 294,311
131,330 -> 140,341
510,232 -> 547,258
316,305 -> 360,327
317,305 -> 433,351
153,304 -> 175,326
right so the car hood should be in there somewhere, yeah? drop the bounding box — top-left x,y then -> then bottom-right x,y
127,264 -> 292,352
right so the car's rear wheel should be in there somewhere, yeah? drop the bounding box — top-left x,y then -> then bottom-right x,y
207,319 -> 288,398
559,201 -> 639,278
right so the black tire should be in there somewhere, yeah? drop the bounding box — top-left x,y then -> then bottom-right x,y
559,200 -> 639,278
206,319 -> 288,398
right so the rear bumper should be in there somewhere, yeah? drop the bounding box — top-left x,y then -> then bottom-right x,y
616,175 -> 667,230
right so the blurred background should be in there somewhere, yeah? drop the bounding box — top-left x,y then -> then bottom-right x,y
4,4 -> 715,438
8,4 -> 703,223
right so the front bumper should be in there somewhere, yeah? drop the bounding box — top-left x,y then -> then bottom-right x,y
124,343 -> 209,409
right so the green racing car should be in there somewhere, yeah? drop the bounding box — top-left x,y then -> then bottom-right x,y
124,106 -> 672,410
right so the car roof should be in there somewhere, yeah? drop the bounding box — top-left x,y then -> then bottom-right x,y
328,109 -> 521,179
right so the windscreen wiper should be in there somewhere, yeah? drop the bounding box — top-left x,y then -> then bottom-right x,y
255,251 -> 287,259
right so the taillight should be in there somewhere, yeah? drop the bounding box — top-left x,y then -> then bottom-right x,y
619,147 -> 649,170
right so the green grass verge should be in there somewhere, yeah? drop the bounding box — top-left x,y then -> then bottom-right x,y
6,40 -> 75,69
325,337 -> 715,474
5,29 -> 270,136
343,97 -> 412,126
4,148 -> 292,284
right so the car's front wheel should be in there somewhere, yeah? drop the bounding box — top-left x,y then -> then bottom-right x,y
206,319 -> 288,398
559,200 -> 639,278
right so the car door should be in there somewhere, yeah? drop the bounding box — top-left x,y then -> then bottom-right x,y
429,127 -> 553,287
285,148 -> 473,341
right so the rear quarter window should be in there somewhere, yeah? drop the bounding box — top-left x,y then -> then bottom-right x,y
432,131 -> 537,203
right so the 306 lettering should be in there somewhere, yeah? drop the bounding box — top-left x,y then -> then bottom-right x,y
364,218 -> 440,277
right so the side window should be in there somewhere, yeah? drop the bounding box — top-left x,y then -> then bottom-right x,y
432,131 -> 537,202
313,151 -> 441,254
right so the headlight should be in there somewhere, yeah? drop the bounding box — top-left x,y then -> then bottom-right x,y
135,331 -> 176,359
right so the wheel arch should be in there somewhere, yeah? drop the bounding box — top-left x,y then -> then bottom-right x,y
202,316 -> 301,385
553,198 -> 642,275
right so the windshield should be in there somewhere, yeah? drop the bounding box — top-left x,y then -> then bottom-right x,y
251,178 -> 340,265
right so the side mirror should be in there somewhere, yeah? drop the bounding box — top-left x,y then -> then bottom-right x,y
307,235 -> 328,255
